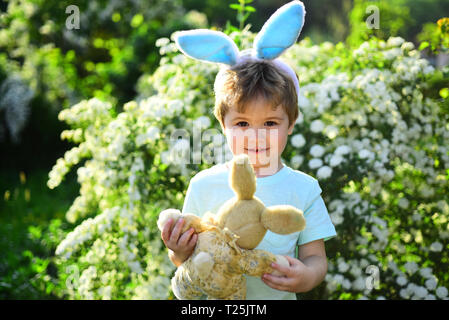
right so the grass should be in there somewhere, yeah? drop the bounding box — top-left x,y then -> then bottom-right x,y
0,168 -> 79,299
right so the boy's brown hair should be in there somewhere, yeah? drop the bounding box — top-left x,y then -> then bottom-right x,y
213,60 -> 299,129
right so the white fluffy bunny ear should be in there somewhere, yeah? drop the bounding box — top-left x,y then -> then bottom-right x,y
253,0 -> 306,60
174,29 -> 240,65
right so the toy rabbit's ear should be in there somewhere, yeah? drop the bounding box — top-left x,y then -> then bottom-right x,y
254,1 -> 305,60
174,29 -> 240,65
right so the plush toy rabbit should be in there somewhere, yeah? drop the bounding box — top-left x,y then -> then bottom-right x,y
157,154 -> 306,299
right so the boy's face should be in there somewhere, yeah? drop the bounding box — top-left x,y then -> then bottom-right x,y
221,96 -> 295,175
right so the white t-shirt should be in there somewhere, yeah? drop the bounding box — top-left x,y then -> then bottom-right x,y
181,161 -> 337,300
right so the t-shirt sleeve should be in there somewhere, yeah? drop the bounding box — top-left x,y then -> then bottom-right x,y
181,180 -> 201,216
297,179 -> 337,246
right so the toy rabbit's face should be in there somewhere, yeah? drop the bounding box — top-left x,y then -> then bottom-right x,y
216,196 -> 269,250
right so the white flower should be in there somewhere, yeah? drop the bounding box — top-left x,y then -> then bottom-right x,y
309,158 -> 323,169
387,37 -> 405,47
419,268 -> 433,279
342,279 -> 352,290
423,65 -> 434,75
383,48 -> 402,60
329,154 -> 343,167
290,155 -> 304,169
396,276 -> 407,286
425,278 -> 438,291
98,286 -> 112,300
298,94 -> 310,109
400,288 -> 410,299
291,134 -> 306,148
414,286 -> 428,299
193,116 -> 211,128
335,145 -> 351,156
333,274 -> 344,284
173,138 -> 190,152
330,212 -> 343,225
295,113 -> 304,124
352,278 -> 366,291
338,260 -> 350,273
155,37 -> 170,47
324,125 -> 339,139
310,144 -> 325,157
404,261 -> 418,274
310,119 -> 325,133
436,287 -> 448,299
128,261 -> 144,274
358,149 -> 372,159
430,242 -> 443,252
317,166 -> 332,179
398,198 -> 409,209
401,42 -> 414,51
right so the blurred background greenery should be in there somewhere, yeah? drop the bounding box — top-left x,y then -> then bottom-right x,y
0,0 -> 448,299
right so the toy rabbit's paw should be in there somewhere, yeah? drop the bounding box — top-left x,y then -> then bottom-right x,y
157,208 -> 181,232
193,251 -> 214,279
271,255 -> 289,276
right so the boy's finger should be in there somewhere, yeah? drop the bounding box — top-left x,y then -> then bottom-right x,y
262,274 -> 289,291
177,228 -> 194,246
284,255 -> 302,267
170,218 -> 184,242
271,261 -> 292,277
188,233 -> 198,248
161,218 -> 173,242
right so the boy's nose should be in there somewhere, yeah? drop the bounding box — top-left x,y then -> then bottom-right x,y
247,128 -> 268,148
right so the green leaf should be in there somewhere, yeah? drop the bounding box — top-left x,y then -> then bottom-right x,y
229,4 -> 241,10
131,14 -> 144,28
440,87 -> 449,99
244,6 -> 256,12
28,225 -> 42,239
418,41 -> 429,51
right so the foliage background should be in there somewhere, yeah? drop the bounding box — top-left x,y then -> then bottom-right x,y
0,0 -> 448,299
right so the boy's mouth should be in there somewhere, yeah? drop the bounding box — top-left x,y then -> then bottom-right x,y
245,148 -> 269,153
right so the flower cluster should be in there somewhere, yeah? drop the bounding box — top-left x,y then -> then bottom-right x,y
51,32 -> 448,299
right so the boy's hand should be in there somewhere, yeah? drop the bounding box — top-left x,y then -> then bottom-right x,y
261,255 -> 314,293
161,218 -> 198,266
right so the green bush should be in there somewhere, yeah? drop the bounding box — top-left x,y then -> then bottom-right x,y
48,28 -> 449,299
0,0 -> 207,163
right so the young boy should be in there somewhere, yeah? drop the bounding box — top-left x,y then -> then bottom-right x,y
161,58 -> 337,300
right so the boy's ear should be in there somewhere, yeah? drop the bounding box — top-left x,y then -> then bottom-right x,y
288,121 -> 295,135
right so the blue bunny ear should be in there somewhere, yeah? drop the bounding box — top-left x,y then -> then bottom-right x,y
174,29 -> 240,65
254,1 -> 305,60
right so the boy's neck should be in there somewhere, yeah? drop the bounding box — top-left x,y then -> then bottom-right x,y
225,158 -> 284,178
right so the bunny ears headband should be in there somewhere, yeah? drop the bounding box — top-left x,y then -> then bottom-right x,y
174,1 -> 306,103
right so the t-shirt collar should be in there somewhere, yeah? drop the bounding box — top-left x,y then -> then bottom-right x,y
221,161 -> 290,186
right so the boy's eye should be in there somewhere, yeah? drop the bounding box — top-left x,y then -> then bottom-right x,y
235,121 -> 278,127
236,121 -> 248,127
